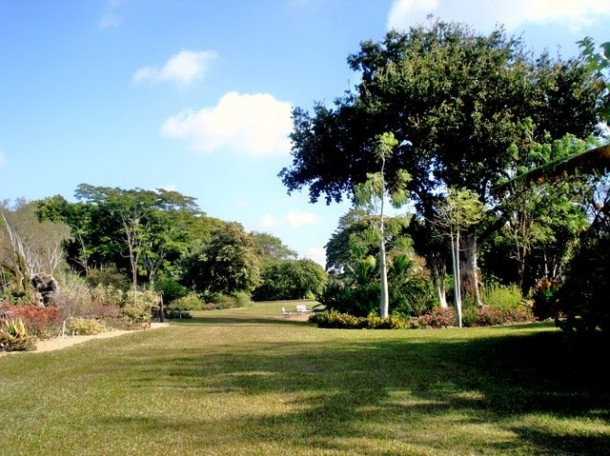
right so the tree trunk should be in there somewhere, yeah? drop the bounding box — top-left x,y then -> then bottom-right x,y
451,228 -> 462,327
460,232 -> 482,307
429,257 -> 448,308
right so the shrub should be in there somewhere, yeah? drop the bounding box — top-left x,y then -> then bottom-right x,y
418,307 -> 456,328
482,283 -> 525,310
309,310 -> 410,329
122,290 -> 161,327
462,306 -> 534,327
0,318 -> 33,352
91,283 -> 124,308
167,293 -> 202,319
201,292 -> 251,310
531,277 -> 560,320
1,304 -> 61,338
65,317 -> 106,335
57,275 -> 94,319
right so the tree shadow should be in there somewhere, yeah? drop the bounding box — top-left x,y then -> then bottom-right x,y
115,323 -> 609,455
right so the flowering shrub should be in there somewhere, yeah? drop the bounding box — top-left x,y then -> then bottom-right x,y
463,306 -> 534,327
418,307 -> 456,328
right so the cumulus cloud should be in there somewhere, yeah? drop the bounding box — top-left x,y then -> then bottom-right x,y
387,0 -> 610,32
161,91 -> 293,157
133,50 -> 218,86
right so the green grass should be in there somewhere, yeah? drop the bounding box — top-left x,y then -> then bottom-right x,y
1,301 -> 608,455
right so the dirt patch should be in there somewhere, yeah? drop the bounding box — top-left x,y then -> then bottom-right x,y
1,322 -> 170,356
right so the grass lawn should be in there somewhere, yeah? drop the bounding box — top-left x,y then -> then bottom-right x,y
1,301 -> 608,455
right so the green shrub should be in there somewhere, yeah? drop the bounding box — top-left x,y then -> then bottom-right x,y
91,284 -> 124,308
309,310 -> 410,329
65,317 -> 106,335
531,277 -> 560,320
0,318 -> 33,352
167,293 -> 202,319
122,290 -> 161,327
482,283 -> 525,310
201,292 -> 251,310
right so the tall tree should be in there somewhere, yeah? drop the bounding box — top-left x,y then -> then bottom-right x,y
280,20 -> 603,303
435,188 -> 484,326
353,132 -> 410,317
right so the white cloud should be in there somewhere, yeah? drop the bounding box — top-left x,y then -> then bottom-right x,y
286,210 -> 320,227
133,50 -> 218,86
387,0 -> 610,32
161,91 -> 293,157
258,214 -> 282,229
99,0 -> 123,29
161,183 -> 177,192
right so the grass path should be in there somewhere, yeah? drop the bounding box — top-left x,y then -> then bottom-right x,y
1,301 -> 608,455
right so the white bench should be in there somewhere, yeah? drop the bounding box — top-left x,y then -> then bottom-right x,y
296,304 -> 310,315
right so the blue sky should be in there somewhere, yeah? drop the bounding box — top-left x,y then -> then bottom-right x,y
1,1 -> 608,266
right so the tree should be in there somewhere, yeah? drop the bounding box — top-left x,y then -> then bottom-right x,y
252,259 -> 327,301
37,185 -> 202,288
251,232 -> 297,261
180,222 -> 261,295
353,132 -> 410,317
435,188 -> 484,327
280,20 -> 603,305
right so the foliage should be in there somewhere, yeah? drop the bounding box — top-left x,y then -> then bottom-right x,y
154,277 -> 189,303
122,290 -> 161,326
0,318 -> 33,351
91,283 -> 124,308
252,258 -> 327,301
308,309 -> 410,329
556,233 -> 610,334
37,185 -> 203,286
200,292 -> 251,310
167,292 -> 202,318
481,282 -> 526,311
0,304 -> 62,338
251,232 -> 298,261
531,277 -> 561,320
65,317 -> 106,335
180,222 -> 261,295
418,307 -> 456,328
86,265 -> 130,291
462,306 -> 534,327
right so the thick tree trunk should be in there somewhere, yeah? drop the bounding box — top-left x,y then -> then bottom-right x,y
460,233 -> 482,307
429,257 -> 448,308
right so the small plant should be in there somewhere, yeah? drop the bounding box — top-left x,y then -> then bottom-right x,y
0,318 -> 33,352
65,317 -> 107,335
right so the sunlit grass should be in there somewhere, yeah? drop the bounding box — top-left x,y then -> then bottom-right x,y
1,301 -> 608,455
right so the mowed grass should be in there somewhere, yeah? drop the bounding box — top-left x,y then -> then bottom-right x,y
1,301 -> 609,456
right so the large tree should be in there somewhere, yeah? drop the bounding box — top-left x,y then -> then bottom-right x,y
280,19 -> 603,304
37,185 -> 202,288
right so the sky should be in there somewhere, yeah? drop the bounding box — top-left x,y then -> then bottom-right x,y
0,0 -> 609,266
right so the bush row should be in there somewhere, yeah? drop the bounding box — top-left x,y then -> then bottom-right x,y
309,305 -> 535,330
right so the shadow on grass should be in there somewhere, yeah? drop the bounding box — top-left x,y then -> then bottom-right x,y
114,320 -> 610,455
